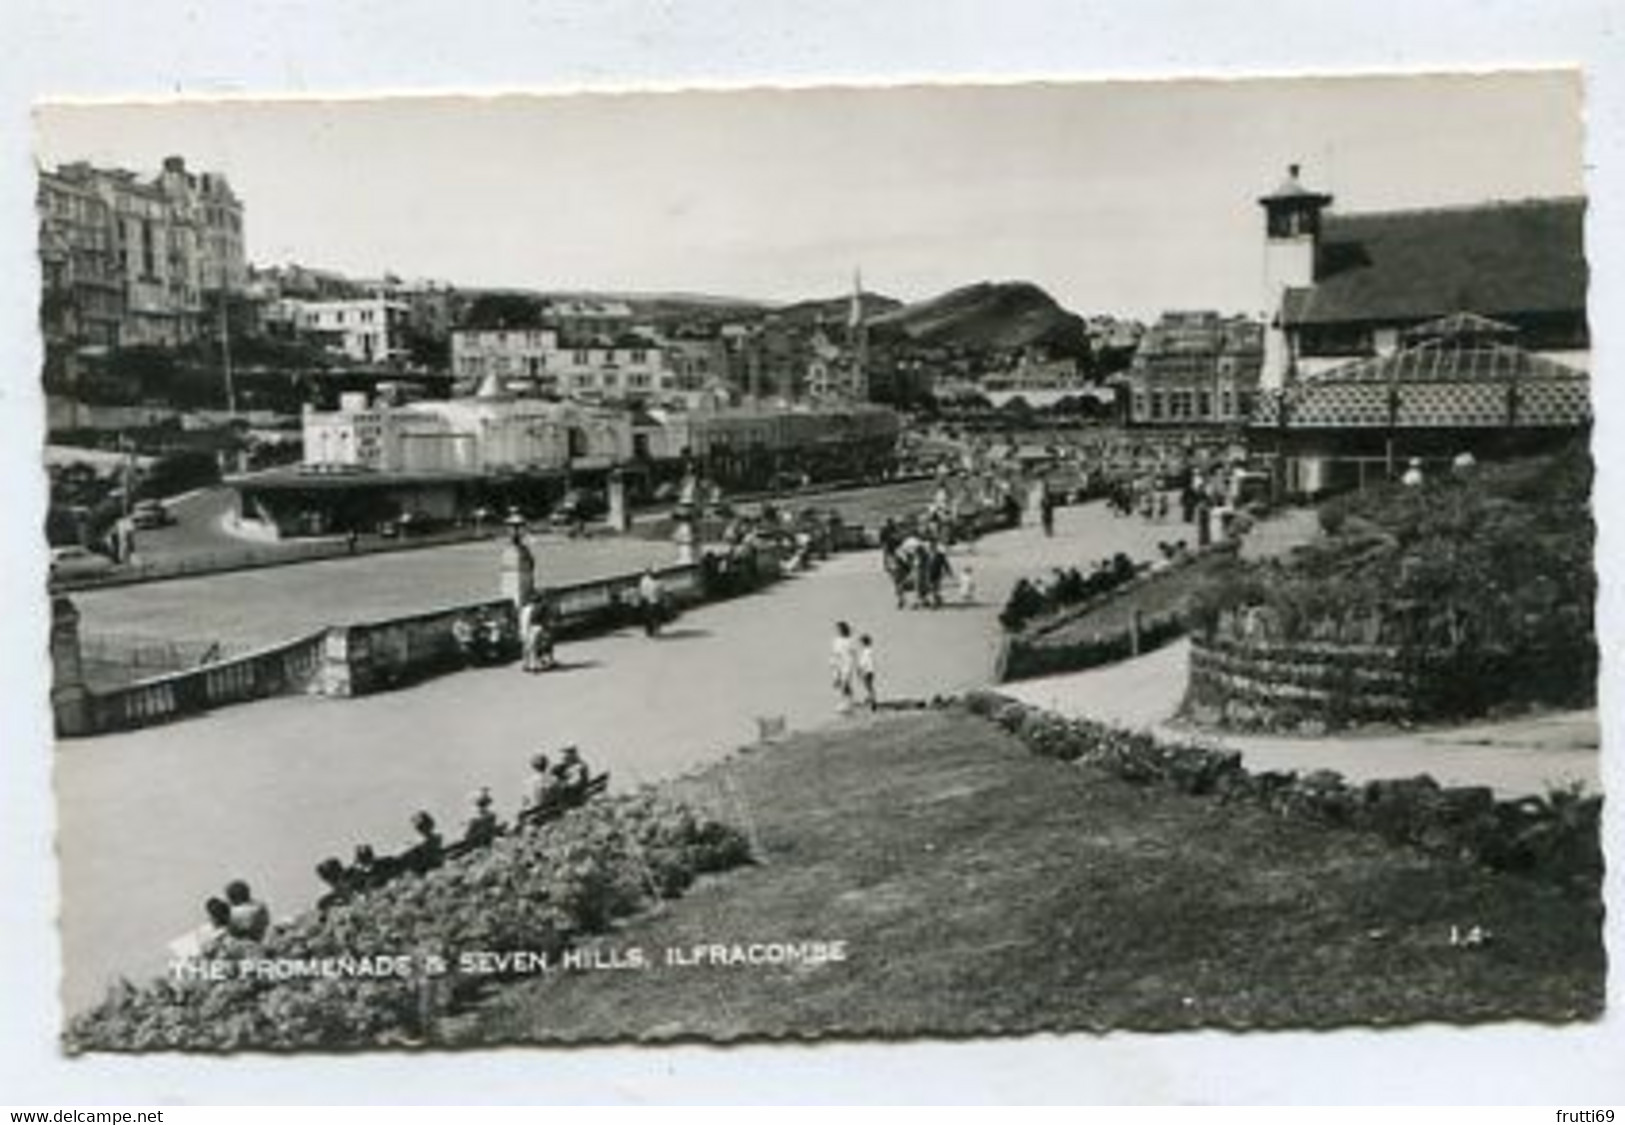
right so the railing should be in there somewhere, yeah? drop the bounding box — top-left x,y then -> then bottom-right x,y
84,630 -> 328,734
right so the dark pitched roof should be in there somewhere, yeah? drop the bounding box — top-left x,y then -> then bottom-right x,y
1282,198 -> 1586,327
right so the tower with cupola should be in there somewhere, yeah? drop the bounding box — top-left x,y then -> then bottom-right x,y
1259,163 -> 1333,391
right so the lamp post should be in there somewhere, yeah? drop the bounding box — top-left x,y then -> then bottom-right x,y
217,286 -> 238,415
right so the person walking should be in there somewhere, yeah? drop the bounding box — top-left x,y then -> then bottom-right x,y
927,540 -> 953,609
638,566 -> 666,637
830,621 -> 858,713
532,597 -> 558,670
518,594 -> 542,672
856,634 -> 878,711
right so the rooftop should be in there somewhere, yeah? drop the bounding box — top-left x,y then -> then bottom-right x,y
1283,197 -> 1587,327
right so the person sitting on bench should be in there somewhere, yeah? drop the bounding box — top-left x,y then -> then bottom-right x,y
223,879 -> 270,942
461,787 -> 502,849
403,810 -> 444,876
550,746 -> 591,805
315,857 -> 354,911
349,843 -> 395,891
522,753 -> 562,820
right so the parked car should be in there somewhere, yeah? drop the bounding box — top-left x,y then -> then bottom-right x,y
49,545 -> 117,580
378,511 -> 432,538
548,489 -> 607,530
129,499 -> 171,530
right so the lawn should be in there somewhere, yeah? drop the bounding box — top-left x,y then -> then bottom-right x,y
448,708 -> 1603,1043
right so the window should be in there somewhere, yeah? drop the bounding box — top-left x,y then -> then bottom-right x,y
573,350 -> 589,366
1197,392 -> 1212,418
630,349 -> 647,364
1149,393 -> 1164,421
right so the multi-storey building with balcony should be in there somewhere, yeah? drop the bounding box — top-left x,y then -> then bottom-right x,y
36,155 -> 248,351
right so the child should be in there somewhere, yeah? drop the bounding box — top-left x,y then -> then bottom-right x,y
957,562 -> 977,605
857,634 -> 878,711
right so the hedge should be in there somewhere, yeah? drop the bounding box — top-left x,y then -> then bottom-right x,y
64,792 -> 751,1052
959,691 -> 1603,896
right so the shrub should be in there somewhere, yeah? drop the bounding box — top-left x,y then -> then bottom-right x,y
1184,445 -> 1595,722
64,793 -> 751,1052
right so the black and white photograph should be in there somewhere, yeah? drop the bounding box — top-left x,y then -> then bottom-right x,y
29,71 -> 1606,1056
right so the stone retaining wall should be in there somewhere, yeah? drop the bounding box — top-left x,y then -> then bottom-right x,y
1185,634 -> 1421,733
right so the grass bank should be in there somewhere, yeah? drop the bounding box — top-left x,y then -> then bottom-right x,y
452,708 -> 1603,1043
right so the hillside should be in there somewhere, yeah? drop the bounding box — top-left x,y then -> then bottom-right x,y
774,291 -> 904,325
871,280 -> 1091,357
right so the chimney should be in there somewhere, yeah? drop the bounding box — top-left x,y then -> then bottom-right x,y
162,155 -> 186,174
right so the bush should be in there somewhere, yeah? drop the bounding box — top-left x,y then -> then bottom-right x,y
1185,445 -> 1596,721
965,694 -> 1603,894
64,792 -> 751,1052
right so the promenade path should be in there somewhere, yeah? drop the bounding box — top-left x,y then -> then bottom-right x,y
1002,640 -> 1600,799
56,500 -> 1172,1012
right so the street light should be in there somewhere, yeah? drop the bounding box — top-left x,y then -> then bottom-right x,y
218,286 -> 237,415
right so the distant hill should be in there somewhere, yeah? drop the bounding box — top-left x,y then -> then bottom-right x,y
870,281 -> 1090,357
774,291 -> 904,326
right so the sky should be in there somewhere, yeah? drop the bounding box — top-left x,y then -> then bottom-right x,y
34,72 -> 1584,319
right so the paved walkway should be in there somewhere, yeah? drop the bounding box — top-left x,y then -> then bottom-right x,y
1001,639 -> 1600,799
55,501 -> 1172,1012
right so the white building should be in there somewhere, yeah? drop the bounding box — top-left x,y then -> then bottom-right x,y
301,383 -> 633,476
297,297 -> 411,365
450,327 -> 672,401
450,328 -> 558,387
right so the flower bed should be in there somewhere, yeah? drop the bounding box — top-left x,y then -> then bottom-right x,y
64,792 -> 751,1052
1183,444 -> 1596,729
995,543 -> 1240,683
998,607 -> 1186,682
959,691 -> 1603,896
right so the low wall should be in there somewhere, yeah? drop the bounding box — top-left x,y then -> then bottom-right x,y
960,691 -> 1603,894
77,630 -> 328,735
1185,634 -> 1420,733
319,599 -> 517,697
58,558 -> 749,736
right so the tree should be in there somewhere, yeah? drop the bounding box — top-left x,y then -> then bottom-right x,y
463,294 -> 545,330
